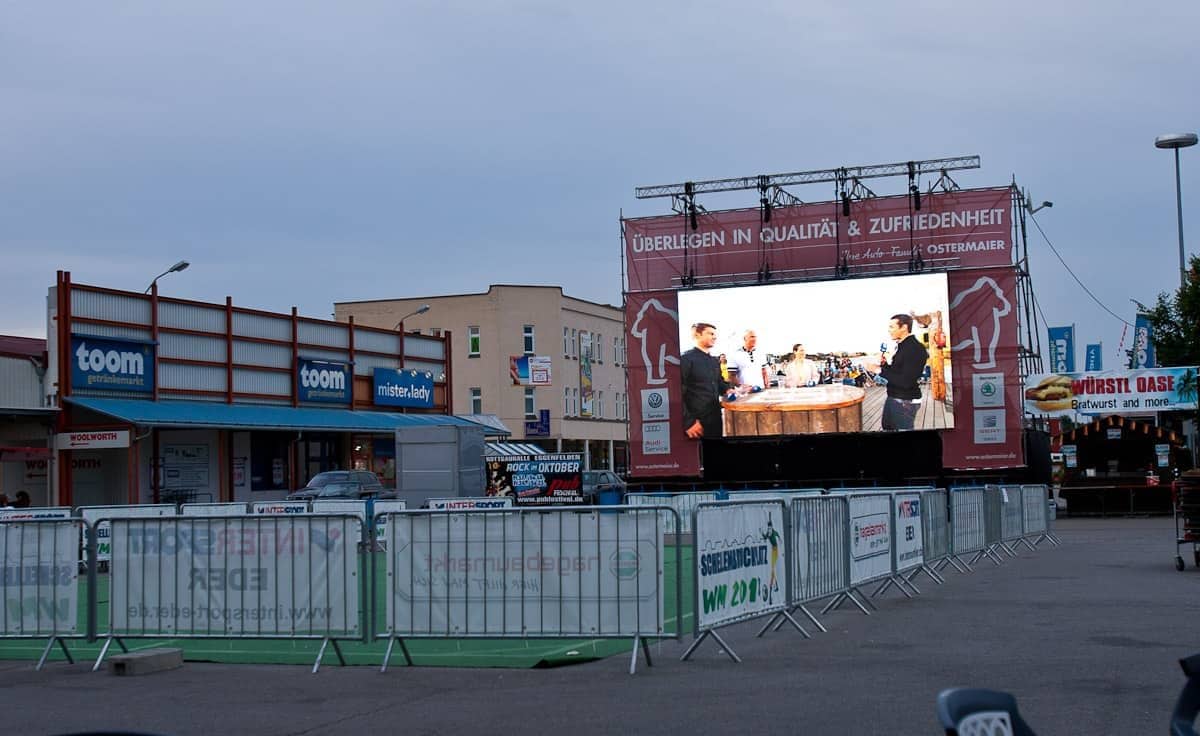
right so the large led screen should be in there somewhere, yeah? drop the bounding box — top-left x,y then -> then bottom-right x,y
675,273 -> 953,438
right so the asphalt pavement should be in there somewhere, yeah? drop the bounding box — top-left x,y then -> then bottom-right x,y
2,516 -> 1198,736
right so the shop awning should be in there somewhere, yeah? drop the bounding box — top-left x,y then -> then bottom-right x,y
486,442 -> 549,456
456,414 -> 513,437
66,397 -> 480,433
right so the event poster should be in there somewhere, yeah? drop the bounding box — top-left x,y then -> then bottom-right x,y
485,453 -> 583,505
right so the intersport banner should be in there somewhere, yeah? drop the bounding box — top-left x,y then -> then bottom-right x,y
110,516 -> 360,636
624,268 -> 1023,476
624,187 -> 1012,292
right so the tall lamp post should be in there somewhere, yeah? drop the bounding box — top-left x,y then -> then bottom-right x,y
1155,132 -> 1198,288
144,260 -> 190,293
394,304 -> 431,369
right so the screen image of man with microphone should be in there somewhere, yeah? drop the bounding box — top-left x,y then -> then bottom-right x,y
864,313 -> 929,430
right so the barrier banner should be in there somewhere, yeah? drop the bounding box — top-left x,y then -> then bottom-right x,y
110,516 -> 360,636
427,498 -> 513,510
80,504 -> 176,562
0,521 -> 80,635
695,502 -> 786,630
892,493 -> 924,572
371,500 -> 407,549
387,510 -> 663,637
251,501 -> 309,515
847,494 -> 892,585
0,507 -> 72,522
180,503 -> 249,516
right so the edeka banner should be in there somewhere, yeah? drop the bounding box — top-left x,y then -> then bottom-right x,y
942,267 -> 1024,469
847,494 -> 892,586
110,516 -> 360,636
386,511 -> 663,636
1024,367 -> 1200,416
373,368 -> 434,409
695,502 -> 787,630
70,334 -> 155,393
624,187 -> 1012,292
892,493 -> 924,573
0,521 -> 79,636
625,290 -> 701,477
1047,326 -> 1076,373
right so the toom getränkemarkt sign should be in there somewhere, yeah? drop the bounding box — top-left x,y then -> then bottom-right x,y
485,453 -> 583,506
70,335 -> 155,393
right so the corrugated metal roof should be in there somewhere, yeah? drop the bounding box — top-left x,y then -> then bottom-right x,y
0,335 -> 45,358
66,397 -> 478,432
485,442 -> 548,456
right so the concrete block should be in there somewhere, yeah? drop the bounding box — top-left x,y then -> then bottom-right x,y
107,647 -> 184,676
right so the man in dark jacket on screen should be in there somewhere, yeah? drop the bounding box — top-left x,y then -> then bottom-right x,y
866,313 -> 929,430
681,322 -> 731,439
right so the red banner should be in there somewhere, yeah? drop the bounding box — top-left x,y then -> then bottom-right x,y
625,187 -> 1013,292
941,268 -> 1024,469
625,291 -> 700,477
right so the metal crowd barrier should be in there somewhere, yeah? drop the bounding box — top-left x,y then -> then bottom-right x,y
872,491 -> 930,599
978,486 -> 1007,565
819,491 -> 894,616
0,519 -> 86,669
624,491 -> 721,535
946,488 -> 986,572
682,499 -> 802,663
94,514 -> 364,673
913,489 -> 949,586
782,494 -> 849,633
1020,485 -> 1060,547
998,485 -> 1035,554
376,505 -> 680,675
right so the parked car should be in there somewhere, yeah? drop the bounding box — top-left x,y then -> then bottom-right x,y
581,470 -> 627,504
287,470 -> 384,501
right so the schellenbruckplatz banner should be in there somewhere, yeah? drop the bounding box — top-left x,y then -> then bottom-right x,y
1024,367 -> 1199,416
386,509 -> 664,637
109,516 -> 361,637
695,501 -> 787,630
1,520 -> 80,636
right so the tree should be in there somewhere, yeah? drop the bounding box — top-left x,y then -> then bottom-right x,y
1133,254 -> 1200,368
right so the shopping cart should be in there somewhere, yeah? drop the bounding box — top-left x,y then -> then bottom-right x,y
1174,471 -> 1200,571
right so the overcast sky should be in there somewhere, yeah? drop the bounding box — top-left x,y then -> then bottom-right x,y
3,2 -> 1197,370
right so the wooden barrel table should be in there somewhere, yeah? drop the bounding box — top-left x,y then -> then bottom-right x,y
721,385 -> 866,437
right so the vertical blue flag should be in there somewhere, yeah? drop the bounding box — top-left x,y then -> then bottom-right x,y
1132,314 -> 1156,368
1047,325 -> 1076,372
1085,343 -> 1103,371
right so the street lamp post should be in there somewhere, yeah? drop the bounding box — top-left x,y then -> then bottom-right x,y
1155,133 -> 1198,288
144,260 -> 190,294
394,304 -> 431,369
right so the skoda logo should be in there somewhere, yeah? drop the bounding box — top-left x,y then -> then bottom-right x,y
981,382 -> 996,397
610,547 -> 639,580
647,393 -> 664,409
